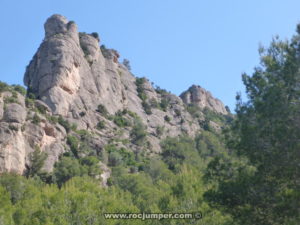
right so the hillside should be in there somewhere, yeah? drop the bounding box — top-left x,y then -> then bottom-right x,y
0,14 -> 230,176
1,13 -> 298,225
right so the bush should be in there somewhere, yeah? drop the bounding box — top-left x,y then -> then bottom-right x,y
108,151 -> 123,167
80,156 -> 101,177
58,116 -> 76,132
27,92 -> 36,100
149,98 -> 159,108
96,104 -> 108,117
199,118 -> 211,131
25,98 -> 34,108
4,92 -> 19,104
67,20 -> 75,29
161,136 -> 200,172
0,81 -> 9,93
156,126 -> 164,136
96,120 -> 105,130
12,85 -> 26,96
67,135 -> 79,158
160,98 -> 170,112
113,115 -> 130,127
100,45 -> 111,58
46,115 -> 58,124
155,86 -> 168,95
142,101 -> 152,115
164,115 -> 171,122
174,108 -> 181,117
32,114 -> 41,125
122,58 -> 131,71
130,119 -> 147,146
53,157 -> 82,187
186,104 -> 201,118
25,146 -> 47,178
36,104 -> 47,114
79,111 -> 86,117
91,32 -> 99,41
136,77 -> 147,100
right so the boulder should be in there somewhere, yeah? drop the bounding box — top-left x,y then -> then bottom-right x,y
3,103 -> 27,123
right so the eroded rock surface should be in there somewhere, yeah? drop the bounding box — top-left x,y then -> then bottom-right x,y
0,14 -> 229,175
180,85 -> 228,115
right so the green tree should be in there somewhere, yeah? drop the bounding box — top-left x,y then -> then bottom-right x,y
130,118 -> 147,146
53,157 -> 82,186
0,186 -> 14,225
25,146 -> 48,178
205,29 -> 300,224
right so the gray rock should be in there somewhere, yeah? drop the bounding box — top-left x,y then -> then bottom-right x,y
42,142 -> 64,172
35,100 -> 52,113
0,122 -> 26,174
0,14 -> 230,175
180,85 -> 228,115
3,103 -> 27,123
0,98 -> 3,120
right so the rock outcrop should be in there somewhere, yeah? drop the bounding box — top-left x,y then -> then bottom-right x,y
0,14 -> 229,176
3,103 -> 27,123
180,85 -> 228,115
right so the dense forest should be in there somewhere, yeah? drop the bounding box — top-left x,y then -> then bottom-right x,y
1,24 -> 300,225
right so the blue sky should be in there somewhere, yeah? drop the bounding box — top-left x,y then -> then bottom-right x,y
1,0 -> 300,110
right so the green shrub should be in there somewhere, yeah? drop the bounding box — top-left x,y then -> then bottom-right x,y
149,98 -> 159,108
155,86 -> 168,95
27,92 -> 36,100
161,136 -> 199,172
4,92 -> 19,104
156,126 -> 164,136
113,115 -> 130,127
58,116 -> 76,132
136,77 -> 147,100
67,20 -> 75,29
122,58 -> 131,71
127,110 -> 138,118
46,115 -> 58,124
160,98 -> 170,112
25,98 -> 34,108
186,104 -> 201,118
142,101 -> 152,115
100,45 -> 110,58
32,114 -> 41,125
0,81 -> 9,93
199,118 -> 211,131
9,124 -> 19,131
25,146 -> 47,178
164,115 -> 171,122
36,104 -> 48,114
174,108 -> 181,117
79,111 -> 86,117
12,85 -> 26,96
108,151 -> 123,167
96,104 -> 108,117
80,156 -> 101,177
91,32 -> 99,41
130,118 -> 147,146
53,157 -> 82,187
67,135 -> 79,158
96,120 -> 105,130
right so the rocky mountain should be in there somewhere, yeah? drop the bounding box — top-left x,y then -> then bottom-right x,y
180,85 -> 228,115
0,14 -> 229,175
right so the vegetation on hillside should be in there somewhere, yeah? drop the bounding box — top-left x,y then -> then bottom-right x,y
1,23 -> 300,225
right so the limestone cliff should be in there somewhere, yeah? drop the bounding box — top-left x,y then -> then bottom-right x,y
0,14 -> 230,175
180,85 -> 228,115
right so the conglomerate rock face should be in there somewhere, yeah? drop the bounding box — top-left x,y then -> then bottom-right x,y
0,14 -> 229,175
180,85 -> 228,115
